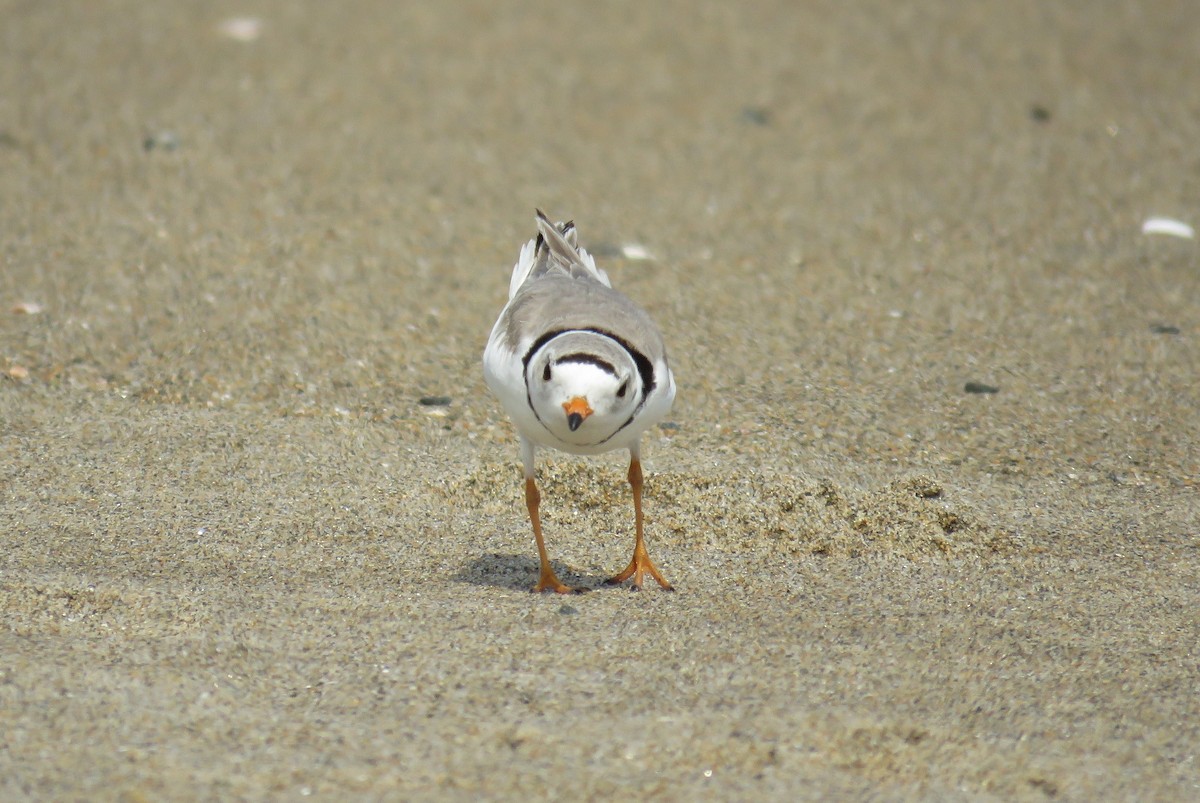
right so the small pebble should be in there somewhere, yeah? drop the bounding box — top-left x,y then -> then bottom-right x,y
589,243 -> 654,261
1029,104 -> 1052,122
739,107 -> 771,126
964,382 -> 999,395
143,132 -> 179,152
1150,324 -> 1180,335
11,301 -> 42,314
557,604 -> 579,615
911,480 -> 943,499
419,395 -> 452,407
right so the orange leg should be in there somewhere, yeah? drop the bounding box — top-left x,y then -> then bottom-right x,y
606,457 -> 673,591
526,476 -> 578,594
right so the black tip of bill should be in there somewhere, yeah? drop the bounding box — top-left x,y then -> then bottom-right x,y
567,413 -> 584,431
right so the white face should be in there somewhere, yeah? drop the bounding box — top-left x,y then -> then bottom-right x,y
526,354 -> 641,447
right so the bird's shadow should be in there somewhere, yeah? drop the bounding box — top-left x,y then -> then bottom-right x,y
454,552 -> 605,593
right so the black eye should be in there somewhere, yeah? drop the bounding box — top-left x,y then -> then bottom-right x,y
543,364 -> 552,382
617,380 -> 628,398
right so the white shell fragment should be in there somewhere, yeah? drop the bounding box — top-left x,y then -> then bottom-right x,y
217,17 -> 264,42
620,243 -> 653,260
1141,217 -> 1195,239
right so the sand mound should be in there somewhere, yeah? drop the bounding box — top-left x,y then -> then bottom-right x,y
445,462 -> 1014,560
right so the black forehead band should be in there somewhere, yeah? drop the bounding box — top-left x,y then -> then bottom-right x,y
523,328 -> 656,394
555,352 -> 618,377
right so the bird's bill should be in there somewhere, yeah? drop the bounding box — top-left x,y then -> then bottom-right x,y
562,396 -> 593,431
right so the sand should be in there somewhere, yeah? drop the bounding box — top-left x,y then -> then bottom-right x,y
2,1 -> 1198,799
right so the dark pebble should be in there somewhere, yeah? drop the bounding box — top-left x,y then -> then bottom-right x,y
964,382 -> 999,395
418,395 -> 452,406
658,421 -> 680,432
740,107 -> 771,126
143,131 -> 179,152
1029,104 -> 1052,122
1150,324 -> 1180,335
557,604 -> 579,615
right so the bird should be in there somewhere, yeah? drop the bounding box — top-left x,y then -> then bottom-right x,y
483,210 -> 676,592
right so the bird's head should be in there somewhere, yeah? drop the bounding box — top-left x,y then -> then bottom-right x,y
525,333 -> 643,447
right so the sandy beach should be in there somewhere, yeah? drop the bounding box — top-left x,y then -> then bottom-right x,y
2,1 -> 1198,799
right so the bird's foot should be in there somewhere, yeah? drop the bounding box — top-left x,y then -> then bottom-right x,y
605,553 -> 673,592
532,569 -> 585,594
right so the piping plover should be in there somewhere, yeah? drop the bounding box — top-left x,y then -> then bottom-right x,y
483,211 -> 676,592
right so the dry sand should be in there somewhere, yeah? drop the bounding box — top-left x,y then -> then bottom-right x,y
2,1 -> 1198,799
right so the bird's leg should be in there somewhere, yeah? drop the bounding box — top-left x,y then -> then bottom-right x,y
606,456 -> 674,591
526,475 -> 577,594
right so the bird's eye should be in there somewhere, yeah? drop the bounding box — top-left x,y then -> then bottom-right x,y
617,380 -> 628,398
543,364 -> 552,382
